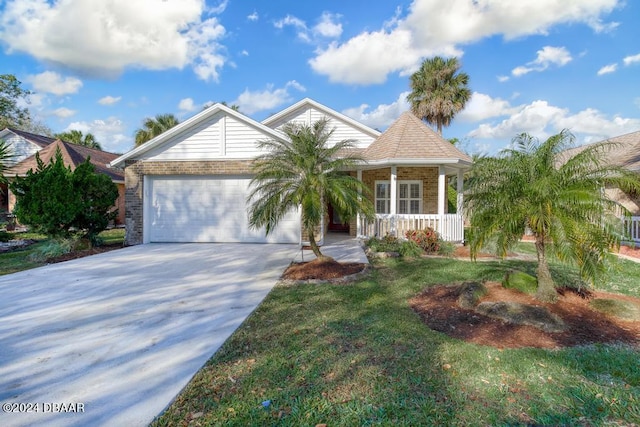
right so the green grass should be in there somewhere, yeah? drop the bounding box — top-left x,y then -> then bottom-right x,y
152,254 -> 640,426
0,228 -> 125,276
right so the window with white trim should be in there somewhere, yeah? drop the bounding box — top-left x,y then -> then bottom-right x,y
375,181 -> 390,214
375,180 -> 422,214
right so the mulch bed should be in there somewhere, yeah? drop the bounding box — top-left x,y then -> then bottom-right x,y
46,244 -> 124,263
410,282 -> 640,349
281,258 -> 367,281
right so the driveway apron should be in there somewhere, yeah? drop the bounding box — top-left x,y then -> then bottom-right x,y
0,243 -> 298,427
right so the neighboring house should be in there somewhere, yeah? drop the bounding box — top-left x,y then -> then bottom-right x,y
0,128 -> 56,213
109,98 -> 472,246
6,139 -> 125,225
561,130 -> 640,215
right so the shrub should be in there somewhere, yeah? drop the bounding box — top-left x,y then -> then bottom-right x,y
399,239 -> 423,257
366,234 -> 402,253
405,228 -> 440,253
0,230 -> 11,242
10,149 -> 118,245
437,241 -> 456,257
27,237 -> 75,262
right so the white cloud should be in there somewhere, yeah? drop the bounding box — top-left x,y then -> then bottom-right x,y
26,71 -> 82,95
233,81 -> 306,115
342,92 -> 411,129
240,50 -> 249,56
65,117 -> 131,153
623,53 -> 640,66
0,0 -> 227,81
457,92 -> 517,122
310,0 -> 618,84
468,99 -> 640,145
208,0 -> 228,15
497,75 -> 510,82
511,46 -> 572,77
51,107 -> 76,119
274,14 -> 310,42
98,95 -> 122,106
247,11 -> 259,22
178,97 -> 197,112
597,63 -> 617,75
313,12 -> 342,38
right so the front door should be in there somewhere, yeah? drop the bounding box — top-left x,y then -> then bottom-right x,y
327,203 -> 349,232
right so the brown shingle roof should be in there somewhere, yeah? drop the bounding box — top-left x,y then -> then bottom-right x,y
362,112 -> 473,163
7,140 -> 124,182
560,130 -> 640,171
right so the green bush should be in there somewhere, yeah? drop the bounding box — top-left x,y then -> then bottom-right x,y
437,240 -> 456,257
10,149 -> 118,244
27,238 -> 75,262
405,228 -> 440,253
0,230 -> 11,242
366,234 -> 402,253
399,239 -> 423,257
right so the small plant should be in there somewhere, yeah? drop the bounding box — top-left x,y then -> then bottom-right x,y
0,230 -> 11,242
366,234 -> 403,253
27,238 -> 76,263
437,241 -> 456,257
399,239 -> 423,257
405,228 -> 441,253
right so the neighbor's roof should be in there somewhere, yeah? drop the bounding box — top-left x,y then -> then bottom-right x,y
362,112 -> 473,165
560,130 -> 640,171
8,140 -> 124,182
1,128 -> 56,148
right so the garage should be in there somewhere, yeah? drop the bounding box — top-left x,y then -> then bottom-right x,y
144,175 -> 301,243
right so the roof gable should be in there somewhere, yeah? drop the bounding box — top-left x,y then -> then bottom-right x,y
8,140 -> 124,182
262,98 -> 381,144
560,130 -> 640,171
1,128 -> 56,148
110,103 -> 286,168
362,112 -> 473,164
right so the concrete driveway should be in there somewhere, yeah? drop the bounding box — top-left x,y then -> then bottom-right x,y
0,243 -> 298,427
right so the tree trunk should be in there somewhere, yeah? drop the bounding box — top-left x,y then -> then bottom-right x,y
306,226 -> 332,262
534,238 -> 557,302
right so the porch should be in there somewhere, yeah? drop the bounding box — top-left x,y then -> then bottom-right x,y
358,213 -> 465,242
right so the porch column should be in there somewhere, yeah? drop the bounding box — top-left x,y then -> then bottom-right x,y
390,166 -> 397,236
438,165 -> 446,215
356,169 -> 362,237
456,169 -> 464,214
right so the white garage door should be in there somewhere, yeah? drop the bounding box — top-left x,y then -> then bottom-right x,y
145,176 -> 301,243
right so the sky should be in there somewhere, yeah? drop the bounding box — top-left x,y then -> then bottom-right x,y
1,0 -> 639,156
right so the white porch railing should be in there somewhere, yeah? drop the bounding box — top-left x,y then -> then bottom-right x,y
359,214 -> 464,242
623,216 -> 640,243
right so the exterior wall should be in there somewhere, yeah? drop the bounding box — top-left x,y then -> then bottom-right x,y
123,160 -> 254,245
361,166 -> 440,214
4,134 -> 42,165
114,183 -> 125,225
268,107 -> 376,149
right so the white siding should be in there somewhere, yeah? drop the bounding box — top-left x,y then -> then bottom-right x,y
145,176 -> 300,243
271,107 -> 375,149
224,116 -> 273,158
4,134 -> 42,165
144,113 -> 223,160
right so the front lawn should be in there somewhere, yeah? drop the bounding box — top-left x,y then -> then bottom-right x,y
153,249 -> 640,426
0,228 -> 125,276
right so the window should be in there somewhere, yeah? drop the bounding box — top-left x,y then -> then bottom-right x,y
375,181 -> 390,214
375,180 -> 422,214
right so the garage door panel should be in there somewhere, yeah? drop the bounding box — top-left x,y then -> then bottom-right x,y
146,176 -> 300,243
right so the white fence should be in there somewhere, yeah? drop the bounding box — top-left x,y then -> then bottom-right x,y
360,214 -> 464,242
623,216 -> 640,243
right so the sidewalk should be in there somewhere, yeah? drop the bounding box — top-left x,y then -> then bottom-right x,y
294,232 -> 369,264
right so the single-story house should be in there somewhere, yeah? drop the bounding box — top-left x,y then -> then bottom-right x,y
6,139 -> 125,225
109,98 -> 472,246
0,128 -> 56,213
561,130 -> 640,215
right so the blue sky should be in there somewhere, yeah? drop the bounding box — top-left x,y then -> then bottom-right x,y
1,0 -> 639,155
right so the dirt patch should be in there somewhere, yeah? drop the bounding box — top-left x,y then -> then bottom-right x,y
618,244 -> 640,259
281,258 -> 367,281
410,282 -> 640,349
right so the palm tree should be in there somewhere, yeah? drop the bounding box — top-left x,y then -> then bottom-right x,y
55,130 -> 102,150
0,139 -> 14,180
407,56 -> 471,135
247,118 -> 374,260
134,114 -> 179,147
465,130 -> 640,302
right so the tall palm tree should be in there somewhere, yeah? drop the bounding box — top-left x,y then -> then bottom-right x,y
465,130 -> 640,302
134,114 -> 179,147
55,130 -> 102,150
247,118 -> 374,260
407,56 -> 471,135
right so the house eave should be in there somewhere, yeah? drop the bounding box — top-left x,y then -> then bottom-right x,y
355,158 -> 473,169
